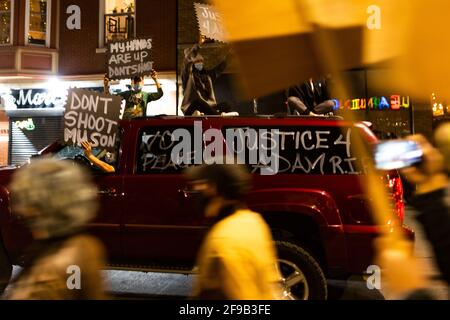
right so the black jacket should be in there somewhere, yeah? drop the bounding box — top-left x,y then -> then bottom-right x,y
410,187 -> 450,285
286,78 -> 331,112
180,44 -> 227,114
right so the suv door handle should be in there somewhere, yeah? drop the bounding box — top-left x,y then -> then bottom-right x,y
98,187 -> 118,196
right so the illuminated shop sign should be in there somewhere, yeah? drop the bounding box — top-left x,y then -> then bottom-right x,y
1,87 -> 102,110
333,95 -> 410,111
9,89 -> 66,109
14,118 -> 36,131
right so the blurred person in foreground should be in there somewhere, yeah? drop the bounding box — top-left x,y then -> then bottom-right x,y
401,131 -> 450,286
5,159 -> 107,299
185,163 -> 282,299
376,129 -> 450,299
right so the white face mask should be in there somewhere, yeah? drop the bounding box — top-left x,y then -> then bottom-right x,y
194,63 -> 204,71
132,84 -> 142,91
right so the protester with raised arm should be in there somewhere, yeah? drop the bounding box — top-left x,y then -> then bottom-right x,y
104,70 -> 163,119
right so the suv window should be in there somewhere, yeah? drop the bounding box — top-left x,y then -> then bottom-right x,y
222,126 -> 366,175
135,125 -> 367,175
137,126 -> 195,174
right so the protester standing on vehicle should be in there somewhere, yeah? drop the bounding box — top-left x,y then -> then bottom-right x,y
185,163 -> 283,299
181,35 -> 229,116
104,70 -> 163,119
5,159 -> 108,299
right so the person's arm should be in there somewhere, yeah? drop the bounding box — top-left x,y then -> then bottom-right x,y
148,70 -> 164,101
182,43 -> 201,90
287,96 -> 309,115
81,141 -> 115,173
209,48 -> 230,81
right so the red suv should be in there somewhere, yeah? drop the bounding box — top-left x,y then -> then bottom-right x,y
0,115 -> 412,299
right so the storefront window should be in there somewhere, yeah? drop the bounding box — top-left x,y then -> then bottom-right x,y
26,0 -> 49,46
0,0 -> 12,45
104,0 -> 135,43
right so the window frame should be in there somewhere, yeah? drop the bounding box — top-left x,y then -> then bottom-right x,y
0,0 -> 14,46
24,0 -> 51,47
98,0 -> 136,49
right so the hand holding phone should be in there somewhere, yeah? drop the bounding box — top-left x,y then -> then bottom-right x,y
400,135 -> 448,195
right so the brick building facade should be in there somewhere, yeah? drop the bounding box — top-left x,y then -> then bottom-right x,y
0,0 -> 176,165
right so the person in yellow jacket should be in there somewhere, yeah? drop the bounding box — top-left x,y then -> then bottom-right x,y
185,163 -> 283,300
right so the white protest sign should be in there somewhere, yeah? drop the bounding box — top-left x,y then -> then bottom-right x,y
63,88 -> 122,152
194,3 -> 227,42
107,38 -> 154,80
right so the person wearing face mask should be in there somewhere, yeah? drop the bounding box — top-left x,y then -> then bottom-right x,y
104,69 -> 163,119
181,35 -> 229,116
185,162 -> 283,300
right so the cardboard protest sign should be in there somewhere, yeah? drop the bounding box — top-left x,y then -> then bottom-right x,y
107,38 -> 154,80
194,3 -> 226,42
63,88 -> 122,152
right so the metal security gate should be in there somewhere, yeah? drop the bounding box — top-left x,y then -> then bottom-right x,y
9,116 -> 63,166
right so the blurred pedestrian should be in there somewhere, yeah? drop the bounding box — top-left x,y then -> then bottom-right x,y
5,159 -> 108,299
400,134 -> 450,286
374,132 -> 450,299
185,163 -> 283,300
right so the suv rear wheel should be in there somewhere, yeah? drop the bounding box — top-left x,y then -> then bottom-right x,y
275,240 -> 327,300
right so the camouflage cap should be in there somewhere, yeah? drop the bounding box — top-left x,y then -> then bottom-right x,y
9,158 -> 98,239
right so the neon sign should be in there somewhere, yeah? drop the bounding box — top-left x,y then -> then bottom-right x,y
1,89 -> 66,109
13,89 -> 64,108
14,118 -> 36,131
334,95 -> 410,111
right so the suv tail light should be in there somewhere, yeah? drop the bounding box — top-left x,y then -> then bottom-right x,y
386,174 -> 405,224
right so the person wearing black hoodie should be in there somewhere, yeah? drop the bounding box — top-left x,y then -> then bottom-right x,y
181,35 -> 229,116
286,77 -> 336,116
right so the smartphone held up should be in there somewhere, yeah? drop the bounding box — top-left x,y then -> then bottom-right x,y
374,140 -> 424,171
